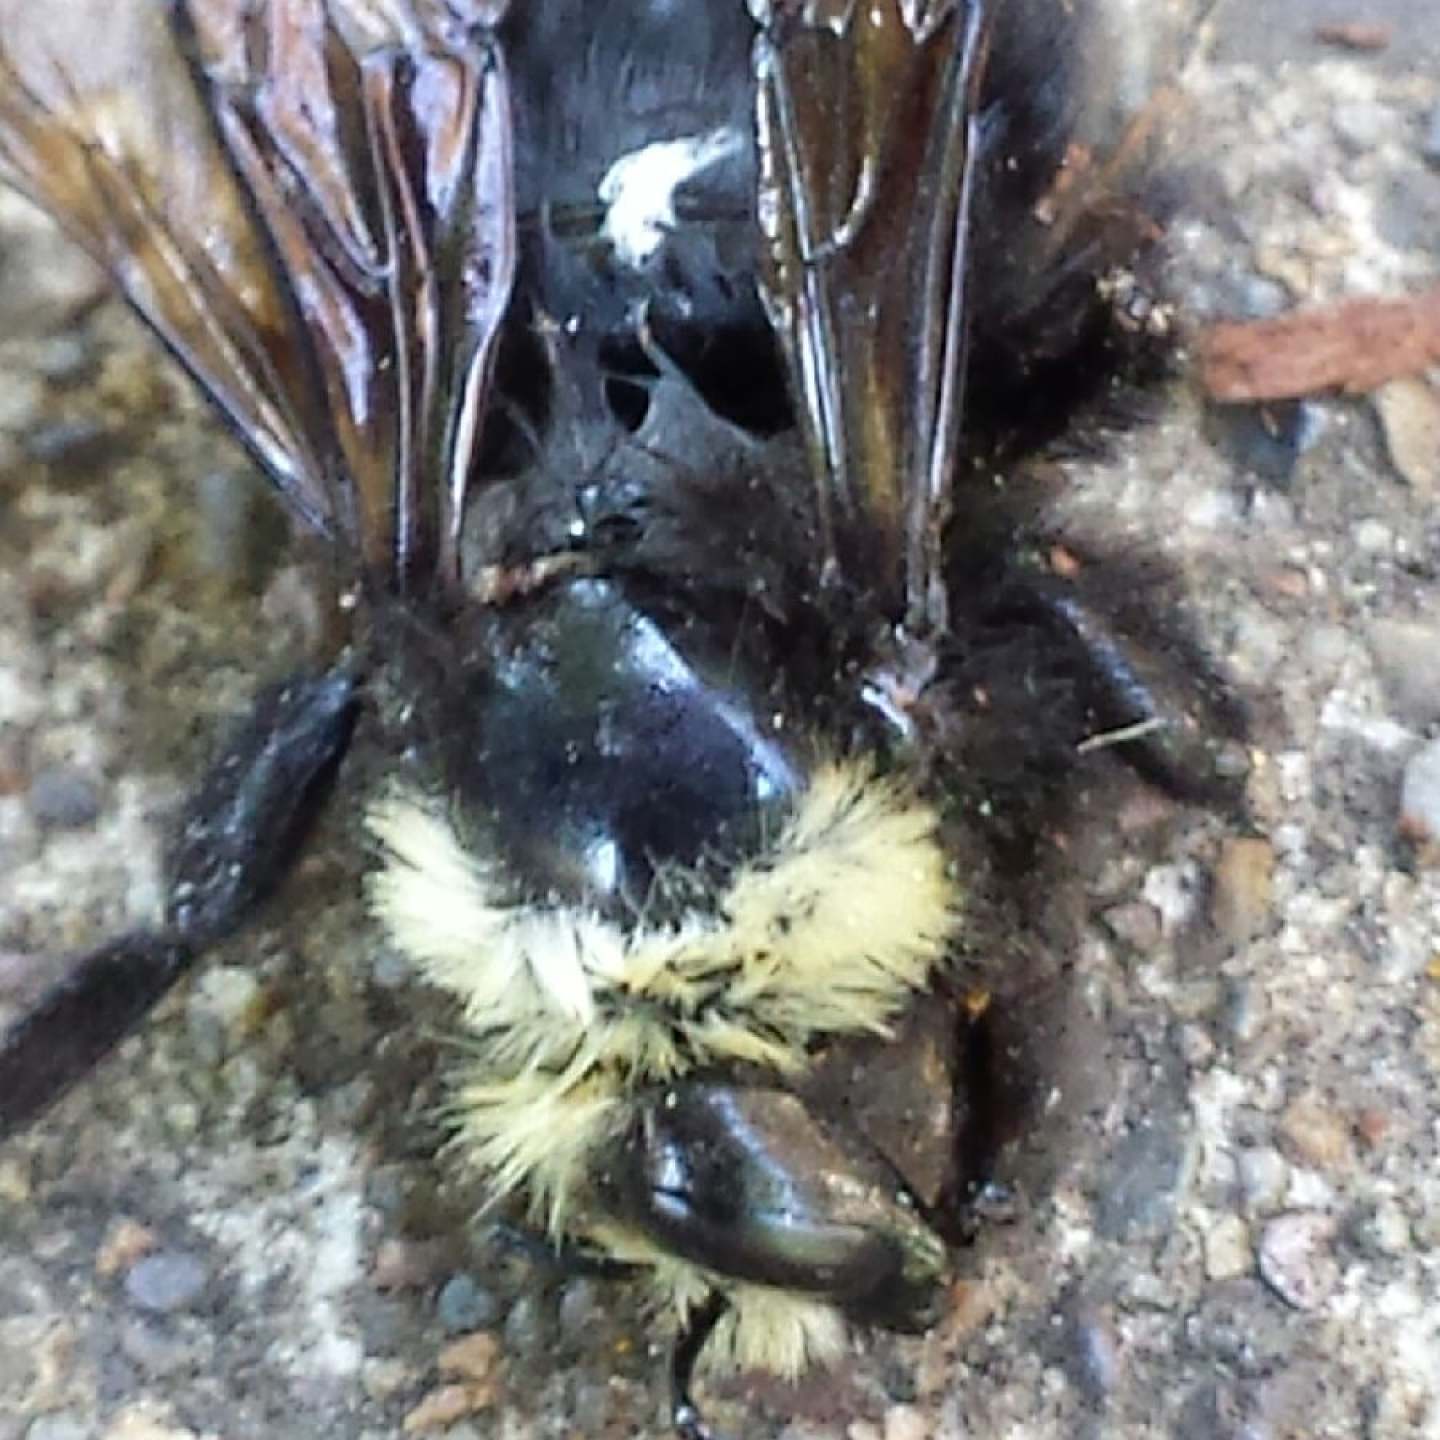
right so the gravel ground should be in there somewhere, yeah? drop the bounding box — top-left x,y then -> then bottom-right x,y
1,5 -> 1438,1440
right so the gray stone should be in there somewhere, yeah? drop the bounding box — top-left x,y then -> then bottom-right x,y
117,1315 -> 208,1377
123,1251 -> 210,1314
436,1273 -> 502,1336
1422,103 -> 1440,168
500,1291 -> 551,1356
1400,738 -> 1440,851
20,418 -> 110,467
1371,620 -> 1440,728
1258,1212 -> 1339,1311
24,1418 -> 90,1440
28,767 -> 101,830
1332,101 -> 1387,152
1238,1146 -> 1290,1216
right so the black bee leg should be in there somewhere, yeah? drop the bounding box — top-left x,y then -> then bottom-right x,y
990,572 -> 1246,806
671,1291 -> 729,1440
0,665 -> 359,1139
0,933 -> 193,1140
161,666 -> 360,946
488,1219 -> 643,1279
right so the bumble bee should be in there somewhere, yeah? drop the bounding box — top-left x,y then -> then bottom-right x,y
0,1 -> 1238,1435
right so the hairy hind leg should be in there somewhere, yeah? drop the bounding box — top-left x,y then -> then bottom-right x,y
0,664 -> 358,1139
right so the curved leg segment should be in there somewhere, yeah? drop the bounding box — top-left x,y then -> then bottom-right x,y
0,664 -> 358,1139
671,1291 -> 729,1440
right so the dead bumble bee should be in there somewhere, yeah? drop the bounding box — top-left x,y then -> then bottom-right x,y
0,0 -> 1241,1434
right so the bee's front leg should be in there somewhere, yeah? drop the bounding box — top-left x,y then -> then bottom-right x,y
0,664 -> 359,1138
671,1290 -> 729,1440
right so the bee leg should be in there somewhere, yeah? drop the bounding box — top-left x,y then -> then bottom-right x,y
161,666 -> 360,945
0,665 -> 359,1139
986,572 -> 1246,806
671,1291 -> 729,1440
488,1219 -> 643,1279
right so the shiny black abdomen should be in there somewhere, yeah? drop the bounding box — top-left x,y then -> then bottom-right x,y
392,577 -> 804,917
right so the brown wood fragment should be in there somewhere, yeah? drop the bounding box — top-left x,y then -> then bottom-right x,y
1313,22 -> 1391,51
1198,286 -> 1440,402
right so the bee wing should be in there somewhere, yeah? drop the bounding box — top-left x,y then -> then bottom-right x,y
185,0 -> 515,590
0,2 -> 337,536
751,0 -> 992,638
0,0 -> 516,594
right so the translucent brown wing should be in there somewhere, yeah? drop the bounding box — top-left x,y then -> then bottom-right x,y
0,0 -> 515,593
751,0 -> 992,641
0,1 -> 337,536
751,0 -> 1195,651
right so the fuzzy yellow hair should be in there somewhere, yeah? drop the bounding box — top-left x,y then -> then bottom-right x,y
590,1221 -> 851,1379
365,757 -> 958,1368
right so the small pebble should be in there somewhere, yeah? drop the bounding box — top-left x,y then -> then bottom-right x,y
403,1383 -> 494,1434
1257,1212 -> 1339,1311
103,1410 -> 200,1440
882,1405 -> 929,1440
1351,518 -> 1392,554
1332,101 -> 1386,152
1370,620 -> 1440,729
1315,21 -> 1391,50
24,1415 -> 90,1440
372,1237 -> 447,1291
28,766 -> 102,830
0,1156 -> 32,1205
1068,1304 -> 1125,1401
1228,607 -> 1290,686
4,230 -> 105,324
1353,1106 -> 1393,1152
437,1273 -> 503,1336
1300,622 -> 1349,675
123,1251 -> 209,1314
96,1219 -> 158,1279
190,967 -> 263,1042
0,366 -> 45,436
1238,274 -> 1290,319
1142,861 -> 1203,937
29,334 -> 93,384
1222,978 -> 1269,1047
1351,1199 -> 1412,1258
117,1316 -> 202,1378
1251,1361 -> 1338,1436
1399,738 -> 1440,858
1178,1023 -> 1217,1068
1423,103 -> 1440,169
1205,1215 -> 1253,1280
1278,1096 -> 1354,1172
438,1331 -> 500,1383
1202,400 -> 1314,484
1102,901 -> 1162,952
556,1276 -> 600,1341
361,1357 -> 415,1404
95,348 -> 173,417
22,417 -> 112,468
1238,1147 -> 1290,1216
501,1291 -> 550,1354
1210,838 -> 1275,946
1374,379 -> 1440,497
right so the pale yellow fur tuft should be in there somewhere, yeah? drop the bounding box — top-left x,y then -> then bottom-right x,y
365,759 -> 958,1246
668,1269 -> 849,1379
592,1226 -> 849,1379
